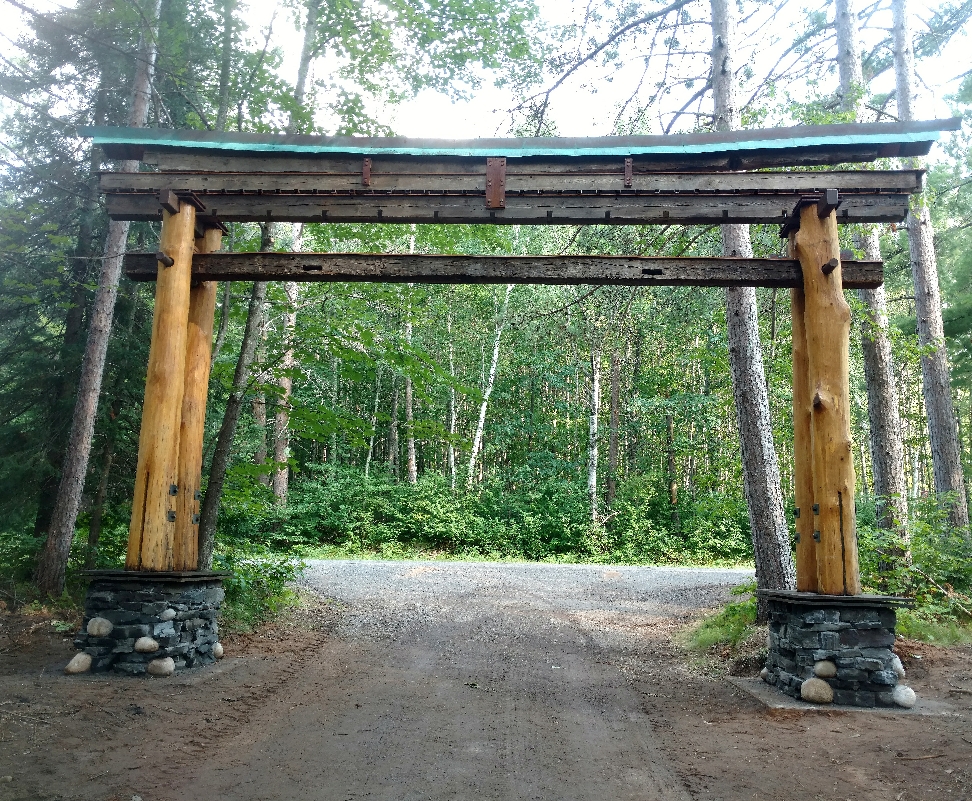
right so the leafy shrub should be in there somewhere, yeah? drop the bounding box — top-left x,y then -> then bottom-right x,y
214,543 -> 306,632
685,582 -> 758,650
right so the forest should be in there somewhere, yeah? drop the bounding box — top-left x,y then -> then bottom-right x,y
1,0 -> 971,633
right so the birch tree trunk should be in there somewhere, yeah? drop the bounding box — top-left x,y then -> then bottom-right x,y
606,348 -> 621,507
388,378 -> 399,478
893,0 -> 969,529
404,284 -> 418,485
252,326 -> 269,485
588,344 -> 601,524
35,0 -> 163,596
711,0 -> 795,614
273,281 -> 299,503
467,285 -> 513,488
447,311 -> 457,490
365,368 -> 381,477
835,0 -> 910,532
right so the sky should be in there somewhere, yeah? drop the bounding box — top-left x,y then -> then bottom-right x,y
1,0 -> 968,143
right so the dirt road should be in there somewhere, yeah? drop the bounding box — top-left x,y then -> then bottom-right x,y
1,560 -> 970,801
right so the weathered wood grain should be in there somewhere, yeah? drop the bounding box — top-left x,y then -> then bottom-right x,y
123,252 -> 884,289
795,204 -> 861,596
105,192 -> 911,225
790,282 -> 818,592
100,169 -> 923,195
127,202 -> 196,572
173,228 -> 222,571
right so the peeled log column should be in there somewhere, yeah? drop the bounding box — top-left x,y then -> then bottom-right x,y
173,227 -> 222,570
127,202 -> 196,570
790,283 -> 818,592
794,204 -> 861,595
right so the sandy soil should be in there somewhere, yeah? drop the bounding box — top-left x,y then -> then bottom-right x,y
0,561 -> 969,801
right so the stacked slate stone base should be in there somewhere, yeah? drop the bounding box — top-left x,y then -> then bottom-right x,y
759,590 -> 915,708
70,571 -> 227,676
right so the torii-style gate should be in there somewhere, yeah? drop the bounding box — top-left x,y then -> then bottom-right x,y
75,120 -> 955,696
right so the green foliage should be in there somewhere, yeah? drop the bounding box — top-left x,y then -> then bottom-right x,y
685,582 -> 758,651
217,466 -> 753,566
214,543 -> 305,632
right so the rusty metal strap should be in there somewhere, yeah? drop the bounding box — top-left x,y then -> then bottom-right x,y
486,157 -> 506,209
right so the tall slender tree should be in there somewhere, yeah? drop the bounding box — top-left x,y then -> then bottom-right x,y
893,0 -> 969,529
835,0 -> 909,533
35,0 -> 163,597
711,0 -> 795,615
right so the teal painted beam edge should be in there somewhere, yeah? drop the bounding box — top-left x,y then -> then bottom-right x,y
80,119 -> 959,159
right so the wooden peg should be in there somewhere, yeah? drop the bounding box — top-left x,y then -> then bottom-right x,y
817,189 -> 839,217
821,258 -> 838,276
155,251 -> 175,267
159,189 -> 181,215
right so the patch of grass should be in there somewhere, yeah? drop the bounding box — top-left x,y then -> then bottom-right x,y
896,609 -> 972,645
684,582 -> 758,651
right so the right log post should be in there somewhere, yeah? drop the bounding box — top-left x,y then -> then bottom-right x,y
791,202 -> 861,595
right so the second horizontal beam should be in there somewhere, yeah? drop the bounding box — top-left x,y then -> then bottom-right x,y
124,252 -> 883,288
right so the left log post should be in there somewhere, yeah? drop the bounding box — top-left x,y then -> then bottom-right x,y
173,227 -> 222,570
126,198 -> 196,570
793,201 -> 861,595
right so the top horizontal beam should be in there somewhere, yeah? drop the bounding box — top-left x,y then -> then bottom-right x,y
82,119 -> 959,169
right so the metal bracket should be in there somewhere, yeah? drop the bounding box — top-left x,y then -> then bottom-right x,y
169,483 -> 178,496
194,490 -> 202,501
362,157 -> 372,187
624,158 -> 633,188
813,503 -> 819,515
813,530 -> 821,542
794,507 -> 801,519
192,514 -> 201,525
485,157 -> 506,209
166,510 -> 176,522
795,532 -> 801,543
778,191 -> 842,238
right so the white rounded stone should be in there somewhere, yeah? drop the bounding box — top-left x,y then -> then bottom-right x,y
159,608 -> 177,622
891,654 -> 906,680
146,657 -> 175,677
86,617 -> 113,637
134,637 -> 160,653
892,684 -> 917,709
801,677 -> 834,704
64,652 -> 92,675
813,659 -> 837,678
213,642 -> 224,659
759,667 -> 770,683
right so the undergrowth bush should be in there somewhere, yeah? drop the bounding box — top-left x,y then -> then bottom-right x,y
216,465 -> 753,566
214,543 -> 305,632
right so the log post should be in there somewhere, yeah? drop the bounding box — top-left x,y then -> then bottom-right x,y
127,200 -> 197,570
793,203 -> 861,595
790,278 -> 818,592
173,227 -> 223,570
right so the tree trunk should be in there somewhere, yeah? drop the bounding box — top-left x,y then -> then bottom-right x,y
287,0 -> 322,134
252,324 -> 269,486
711,0 -> 795,617
365,367 -> 381,477
467,285 -> 513,488
197,226 -> 272,569
211,282 -> 233,372
388,378 -> 399,478
404,285 -> 418,485
588,344 -> 601,524
666,412 -> 680,529
273,282 -> 299,504
34,0 -> 163,597
834,0 -> 910,533
84,440 -> 115,569
606,348 -> 621,507
893,0 -> 969,529
215,0 -> 235,133
447,311 -> 457,490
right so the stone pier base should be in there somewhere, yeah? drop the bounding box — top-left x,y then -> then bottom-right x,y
73,571 -> 227,675
759,590 -> 913,708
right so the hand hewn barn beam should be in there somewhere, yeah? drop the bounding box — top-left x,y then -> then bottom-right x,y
123,252 -> 884,288
105,192 -> 910,225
